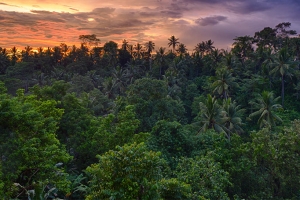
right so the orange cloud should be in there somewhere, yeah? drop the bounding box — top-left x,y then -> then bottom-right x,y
0,0 -> 299,50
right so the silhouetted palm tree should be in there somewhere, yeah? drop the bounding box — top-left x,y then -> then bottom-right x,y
10,46 -> 19,66
145,41 -> 155,57
121,39 -> 129,51
205,39 -> 215,54
176,43 -> 188,55
194,41 -> 206,56
168,35 -> 179,52
128,45 -> 134,57
22,45 -> 33,62
134,43 -> 143,59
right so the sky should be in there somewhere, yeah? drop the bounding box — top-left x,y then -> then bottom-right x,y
0,0 -> 299,51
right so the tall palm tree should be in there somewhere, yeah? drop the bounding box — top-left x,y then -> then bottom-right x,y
168,35 -> 179,52
198,94 -> 226,135
270,48 -> 296,107
222,98 -> 245,137
144,41 -> 155,57
211,67 -> 238,100
261,47 -> 275,89
155,47 -> 167,76
249,91 -> 282,128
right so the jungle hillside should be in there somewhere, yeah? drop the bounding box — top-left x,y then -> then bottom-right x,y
1,22 -> 300,199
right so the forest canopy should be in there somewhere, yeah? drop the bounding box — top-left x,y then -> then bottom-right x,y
1,22 -> 300,199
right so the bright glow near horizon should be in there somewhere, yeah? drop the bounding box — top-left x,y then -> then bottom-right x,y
0,0 -> 299,50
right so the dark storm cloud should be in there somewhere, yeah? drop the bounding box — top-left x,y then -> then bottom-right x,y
195,15 -> 227,26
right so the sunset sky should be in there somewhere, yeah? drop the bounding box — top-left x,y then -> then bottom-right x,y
0,0 -> 299,51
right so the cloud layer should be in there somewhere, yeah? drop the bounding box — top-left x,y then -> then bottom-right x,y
0,0 -> 299,50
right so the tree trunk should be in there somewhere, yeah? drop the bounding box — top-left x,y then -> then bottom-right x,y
281,74 -> 284,108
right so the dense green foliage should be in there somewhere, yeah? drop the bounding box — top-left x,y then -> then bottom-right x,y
1,22 -> 300,199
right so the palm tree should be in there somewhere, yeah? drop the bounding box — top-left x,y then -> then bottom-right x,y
10,46 -> 19,66
144,41 -> 155,57
270,48 -> 296,107
194,41 -> 206,56
198,94 -> 227,135
176,43 -> 188,55
0,47 -> 9,74
290,37 -> 300,61
222,98 -> 245,137
211,67 -> 238,100
222,50 -> 235,70
134,43 -> 143,59
112,66 -> 130,95
128,45 -> 134,57
205,39 -> 215,54
155,47 -> 167,76
249,91 -> 282,128
168,35 -> 179,52
52,46 -> 63,65
69,45 -> 78,62
22,45 -> 33,62
37,47 -> 44,56
210,49 -> 223,64
60,43 -> 69,59
121,39 -> 129,51
261,47 -> 275,89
